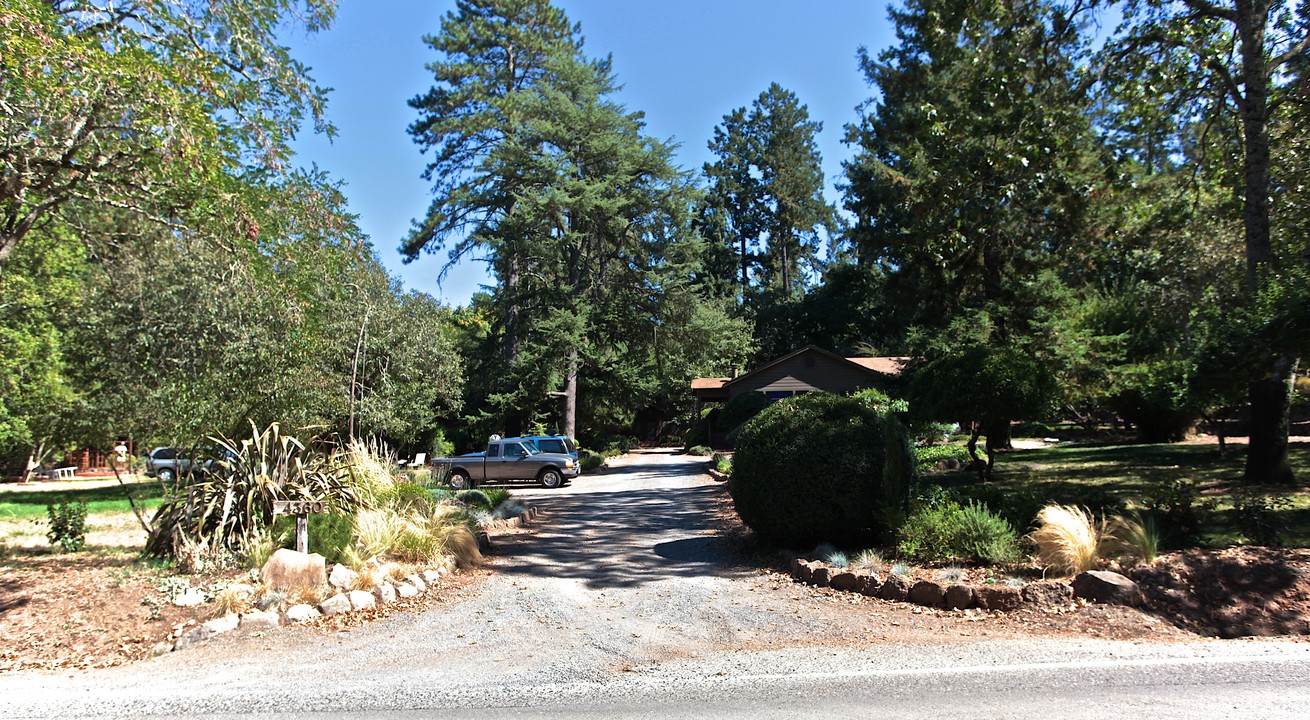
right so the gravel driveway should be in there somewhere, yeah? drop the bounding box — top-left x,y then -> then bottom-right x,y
4,448 -> 1310,718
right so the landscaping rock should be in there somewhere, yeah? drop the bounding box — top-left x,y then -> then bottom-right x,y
829,571 -> 860,592
172,625 -> 213,651
407,574 -> 427,593
203,613 -> 240,635
285,604 -> 320,623
254,593 -> 282,611
1022,581 -> 1073,608
1072,570 -> 1144,606
240,610 -> 281,629
171,588 -> 206,607
944,584 -> 974,610
422,570 -> 443,586
858,573 -> 883,596
396,582 -> 419,598
789,558 -> 813,583
318,593 -> 353,616
374,582 -> 397,605
877,574 -> 911,602
148,641 -> 173,658
261,549 -> 327,594
328,564 -> 359,590
475,531 -> 493,556
226,583 -> 255,601
908,580 -> 945,608
348,590 -> 376,611
976,585 -> 1023,611
810,566 -> 832,587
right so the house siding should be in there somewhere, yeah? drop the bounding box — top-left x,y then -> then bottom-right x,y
729,354 -> 878,398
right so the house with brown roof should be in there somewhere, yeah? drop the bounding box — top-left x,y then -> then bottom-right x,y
691,345 -> 909,404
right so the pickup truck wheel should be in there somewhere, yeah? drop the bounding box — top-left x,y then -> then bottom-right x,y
157,468 -> 176,484
539,468 -> 563,489
450,471 -> 472,490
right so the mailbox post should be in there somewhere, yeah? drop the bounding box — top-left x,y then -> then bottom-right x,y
272,500 -> 327,553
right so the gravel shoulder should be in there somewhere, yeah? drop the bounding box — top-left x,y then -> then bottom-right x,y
3,448 -> 1309,718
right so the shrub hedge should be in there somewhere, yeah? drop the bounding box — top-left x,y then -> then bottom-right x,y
729,392 -> 916,547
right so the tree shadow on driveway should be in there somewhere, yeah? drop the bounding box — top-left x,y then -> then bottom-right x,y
490,482 -> 754,590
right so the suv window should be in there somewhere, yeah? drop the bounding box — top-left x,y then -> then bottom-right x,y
536,439 -> 565,454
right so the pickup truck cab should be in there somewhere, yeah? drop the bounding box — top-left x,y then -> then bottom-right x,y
435,437 -> 579,490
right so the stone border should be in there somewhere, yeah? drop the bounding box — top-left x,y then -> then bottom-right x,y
152,506 -> 540,657
788,558 -> 1144,612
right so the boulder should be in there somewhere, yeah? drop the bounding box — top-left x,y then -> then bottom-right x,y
1072,571 -> 1144,606
284,604 -> 320,623
261,549 -> 327,594
407,574 -> 427,593
789,558 -> 813,583
976,585 -> 1023,611
396,582 -> 419,598
240,610 -> 281,629
203,613 -> 240,635
328,564 -> 360,591
810,566 -> 832,587
944,584 -> 975,610
1022,581 -> 1073,608
877,574 -> 912,602
373,582 -> 397,605
348,590 -> 376,611
829,571 -> 860,592
908,580 -> 945,608
858,573 -> 884,596
172,625 -> 213,651
171,588 -> 206,608
421,570 -> 443,586
148,641 -> 174,658
475,531 -> 493,555
318,593 -> 353,616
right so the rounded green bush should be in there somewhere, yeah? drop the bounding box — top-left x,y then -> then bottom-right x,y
455,488 -> 492,510
729,393 -> 916,547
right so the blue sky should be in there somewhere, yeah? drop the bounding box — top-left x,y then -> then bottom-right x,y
286,1 -> 895,307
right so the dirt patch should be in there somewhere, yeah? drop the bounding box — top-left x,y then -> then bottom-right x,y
1130,547 -> 1310,638
0,550 -> 209,672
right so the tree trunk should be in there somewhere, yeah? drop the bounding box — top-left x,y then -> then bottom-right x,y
1245,354 -> 1297,485
1234,0 -> 1296,484
502,252 -> 523,437
564,348 -> 578,440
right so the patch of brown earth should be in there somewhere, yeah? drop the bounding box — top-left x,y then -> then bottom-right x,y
1130,547 -> 1310,638
0,550 -> 208,672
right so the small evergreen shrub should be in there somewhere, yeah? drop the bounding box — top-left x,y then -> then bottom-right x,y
579,450 -> 605,472
897,496 -> 1021,564
1231,492 -> 1293,547
481,488 -> 513,509
46,501 -> 88,552
686,445 -> 712,456
455,489 -> 493,510
915,444 -> 971,474
851,548 -> 885,573
825,550 -> 850,568
729,393 -> 916,547
712,453 -> 732,473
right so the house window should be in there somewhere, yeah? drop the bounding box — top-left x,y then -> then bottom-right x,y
765,391 -> 793,400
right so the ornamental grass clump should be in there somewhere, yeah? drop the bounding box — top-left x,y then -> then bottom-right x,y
1105,512 -> 1162,565
1029,505 -> 1105,575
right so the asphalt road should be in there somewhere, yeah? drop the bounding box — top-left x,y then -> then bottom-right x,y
2,449 -> 1309,719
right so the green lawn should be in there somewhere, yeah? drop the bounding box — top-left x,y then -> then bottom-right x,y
0,481 -> 166,522
926,441 -> 1310,548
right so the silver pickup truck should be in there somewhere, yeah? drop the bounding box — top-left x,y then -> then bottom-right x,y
434,437 -> 580,490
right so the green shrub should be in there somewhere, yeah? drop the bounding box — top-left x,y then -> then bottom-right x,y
579,450 -> 605,472
712,453 -> 733,474
716,391 -> 772,432
897,496 -> 1021,564
482,488 -> 512,509
1141,478 -> 1211,545
915,444 -> 971,474
455,489 -> 492,510
687,445 -> 712,456
46,501 -> 88,552
386,482 -> 437,514
729,392 -> 916,547
1231,491 -> 1293,546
